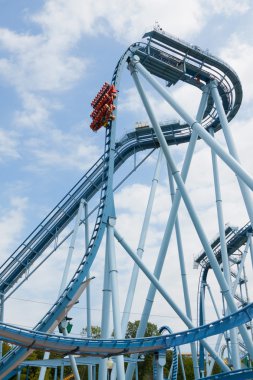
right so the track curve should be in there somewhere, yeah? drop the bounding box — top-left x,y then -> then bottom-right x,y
0,304 -> 251,357
159,325 -> 178,380
140,27 -> 242,130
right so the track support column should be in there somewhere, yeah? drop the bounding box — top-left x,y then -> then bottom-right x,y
107,217 -> 125,380
210,80 -> 253,227
248,232 -> 253,269
210,127 -> 241,370
199,281 -> 207,377
0,294 -> 4,359
84,201 -> 93,380
99,229 -> 112,380
167,165 -> 199,379
157,351 -> 166,380
121,148 -> 163,336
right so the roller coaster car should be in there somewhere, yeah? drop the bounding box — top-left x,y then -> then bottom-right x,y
90,83 -> 117,132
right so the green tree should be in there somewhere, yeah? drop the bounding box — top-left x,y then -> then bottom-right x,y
125,321 -> 159,339
125,320 -> 159,380
81,325 -> 101,339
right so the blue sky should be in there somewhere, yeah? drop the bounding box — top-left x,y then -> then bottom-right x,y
0,0 -> 253,351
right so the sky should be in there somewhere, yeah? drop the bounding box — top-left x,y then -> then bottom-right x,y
0,0 -> 253,357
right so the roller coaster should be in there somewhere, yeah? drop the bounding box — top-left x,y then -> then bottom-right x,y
0,25 -> 253,380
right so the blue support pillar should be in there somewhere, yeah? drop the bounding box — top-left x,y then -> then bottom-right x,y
135,362 -> 138,380
210,127 -> 241,370
99,230 -> 112,380
157,351 -> 166,380
167,165 -> 199,380
210,80 -> 253,227
60,363 -> 64,380
107,217 -> 125,380
178,348 -> 187,380
25,366 -> 30,380
62,327 -> 81,380
121,149 -> 163,336
84,201 -> 93,380
17,367 -> 21,380
206,284 -> 221,319
248,232 -> 253,269
0,294 -> 4,359
199,277 -> 206,377
93,365 -> 97,380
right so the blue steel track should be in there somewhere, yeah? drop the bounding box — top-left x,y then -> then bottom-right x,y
0,304 -> 252,356
0,29 -> 250,379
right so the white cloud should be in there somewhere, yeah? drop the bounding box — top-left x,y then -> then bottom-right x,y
119,87 -> 144,114
120,83 -> 202,125
33,0 -> 206,45
0,197 -> 28,259
0,129 -> 20,162
219,35 -> 253,103
24,126 -> 100,172
206,0 -> 251,15
14,92 -> 55,129
0,9 -> 88,130
0,27 -> 87,94
230,116 -> 253,173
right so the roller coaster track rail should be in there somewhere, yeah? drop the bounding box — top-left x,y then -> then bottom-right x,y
195,221 -> 252,268
0,303 -> 252,357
